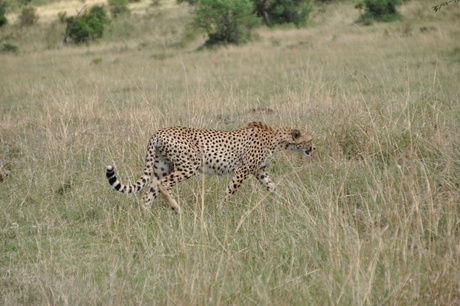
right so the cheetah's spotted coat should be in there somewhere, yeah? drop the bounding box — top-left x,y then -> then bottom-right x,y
106,121 -> 314,213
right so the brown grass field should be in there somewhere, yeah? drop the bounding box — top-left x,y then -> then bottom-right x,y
1,0 -> 459,304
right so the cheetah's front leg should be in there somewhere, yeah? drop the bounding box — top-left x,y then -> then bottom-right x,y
218,168 -> 251,209
254,168 -> 275,191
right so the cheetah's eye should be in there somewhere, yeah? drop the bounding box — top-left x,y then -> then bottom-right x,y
292,130 -> 301,139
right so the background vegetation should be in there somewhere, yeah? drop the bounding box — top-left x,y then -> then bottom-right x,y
1,0 -> 459,304
64,5 -> 110,44
0,1 -> 8,27
355,0 -> 402,25
192,0 -> 260,46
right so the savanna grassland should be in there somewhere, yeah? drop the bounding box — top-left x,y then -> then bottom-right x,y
1,0 -> 459,304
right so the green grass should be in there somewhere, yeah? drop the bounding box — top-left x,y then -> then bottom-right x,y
1,0 -> 460,304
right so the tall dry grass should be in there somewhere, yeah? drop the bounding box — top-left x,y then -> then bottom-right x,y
1,0 -> 459,304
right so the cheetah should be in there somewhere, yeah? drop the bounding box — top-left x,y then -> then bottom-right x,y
106,121 -> 314,213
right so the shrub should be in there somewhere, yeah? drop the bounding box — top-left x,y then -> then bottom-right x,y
177,0 -> 197,4
108,0 -> 130,18
355,0 -> 402,25
0,1 -> 7,27
91,57 -> 103,64
19,6 -> 39,26
193,0 -> 260,47
1,43 -> 18,53
253,0 -> 312,27
64,5 -> 110,44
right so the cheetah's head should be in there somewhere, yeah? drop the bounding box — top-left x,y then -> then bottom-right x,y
285,129 -> 315,157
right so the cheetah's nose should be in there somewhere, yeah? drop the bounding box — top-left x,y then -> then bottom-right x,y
303,145 -> 315,157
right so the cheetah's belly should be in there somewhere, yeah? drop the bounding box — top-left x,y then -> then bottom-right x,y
198,163 -> 236,176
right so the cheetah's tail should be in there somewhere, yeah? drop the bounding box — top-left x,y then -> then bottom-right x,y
106,137 -> 155,194
106,165 -> 150,194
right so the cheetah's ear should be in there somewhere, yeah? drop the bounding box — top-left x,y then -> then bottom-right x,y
292,129 -> 301,140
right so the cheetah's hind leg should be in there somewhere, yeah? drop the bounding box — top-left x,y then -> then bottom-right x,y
158,182 -> 181,214
140,175 -> 160,209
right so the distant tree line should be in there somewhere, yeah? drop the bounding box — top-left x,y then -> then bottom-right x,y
189,0 -> 407,46
0,0 -> 456,48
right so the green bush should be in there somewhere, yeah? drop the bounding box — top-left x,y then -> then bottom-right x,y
108,0 -> 130,18
191,0 -> 312,47
253,0 -> 312,27
1,43 -> 18,53
193,0 -> 260,47
19,6 -> 39,26
314,0 -> 346,2
65,5 -> 110,44
177,0 -> 197,5
0,1 -> 7,27
355,0 -> 402,25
